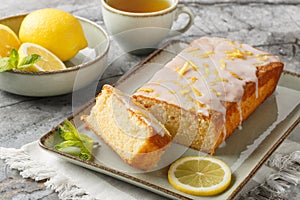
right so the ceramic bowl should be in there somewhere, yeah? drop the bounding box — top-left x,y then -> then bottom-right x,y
0,14 -> 109,97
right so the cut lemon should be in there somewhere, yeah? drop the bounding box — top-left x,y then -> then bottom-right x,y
168,156 -> 231,196
0,24 -> 21,57
18,43 -> 66,72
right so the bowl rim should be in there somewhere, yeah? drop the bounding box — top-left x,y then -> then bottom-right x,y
0,13 -> 110,76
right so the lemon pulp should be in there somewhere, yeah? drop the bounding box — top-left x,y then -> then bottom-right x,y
18,43 -> 66,72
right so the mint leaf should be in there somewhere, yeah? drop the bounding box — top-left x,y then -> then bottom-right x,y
54,140 -> 82,150
0,49 -> 41,72
79,152 -> 91,161
9,49 -> 19,67
54,120 -> 94,161
57,127 -> 74,141
0,57 -> 14,72
17,54 -> 41,69
63,120 -> 80,138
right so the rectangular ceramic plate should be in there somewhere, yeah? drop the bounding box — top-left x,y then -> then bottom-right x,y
39,41 -> 300,200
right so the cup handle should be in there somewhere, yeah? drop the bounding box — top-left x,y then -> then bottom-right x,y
169,6 -> 194,37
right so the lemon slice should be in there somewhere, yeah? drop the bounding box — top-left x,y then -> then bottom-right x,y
0,24 -> 21,57
18,43 -> 66,72
168,156 -> 231,196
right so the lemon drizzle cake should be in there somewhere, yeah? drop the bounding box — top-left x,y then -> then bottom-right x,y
133,37 -> 283,154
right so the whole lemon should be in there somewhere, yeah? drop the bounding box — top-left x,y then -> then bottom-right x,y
19,8 -> 88,61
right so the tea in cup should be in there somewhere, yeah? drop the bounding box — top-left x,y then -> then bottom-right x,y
101,0 -> 194,54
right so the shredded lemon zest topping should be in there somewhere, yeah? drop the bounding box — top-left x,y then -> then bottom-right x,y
225,40 -> 236,46
179,89 -> 189,95
203,64 -> 210,78
135,110 -> 149,119
203,63 -> 210,68
220,59 -> 226,69
187,47 -> 200,53
211,88 -> 222,97
254,62 -> 263,66
132,99 -> 141,107
178,62 -> 189,76
168,90 -> 176,94
229,71 -> 243,80
173,80 -> 189,89
192,87 -> 202,96
193,99 -> 206,108
137,88 -> 154,93
189,107 -> 196,112
190,77 -> 198,83
198,51 -> 214,58
153,93 -> 160,98
256,54 -> 269,61
214,68 -> 220,76
188,60 -> 198,71
184,94 -> 193,101
155,80 -> 162,85
225,48 -> 253,60
177,60 -> 199,77
216,77 -> 229,82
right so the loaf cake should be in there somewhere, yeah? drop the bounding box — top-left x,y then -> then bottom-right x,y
82,85 -> 171,170
133,37 -> 284,154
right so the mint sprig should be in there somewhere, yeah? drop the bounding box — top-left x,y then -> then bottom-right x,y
0,49 -> 41,72
54,120 -> 94,161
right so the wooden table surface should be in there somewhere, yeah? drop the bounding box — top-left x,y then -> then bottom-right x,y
0,0 -> 299,199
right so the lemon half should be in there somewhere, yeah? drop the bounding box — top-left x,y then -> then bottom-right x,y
19,8 -> 87,61
168,156 -> 231,196
0,24 -> 21,57
18,43 -> 66,72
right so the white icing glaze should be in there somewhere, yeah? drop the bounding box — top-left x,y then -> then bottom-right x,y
109,85 -> 167,136
134,37 -> 281,118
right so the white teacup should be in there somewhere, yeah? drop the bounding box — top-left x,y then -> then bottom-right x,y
101,0 -> 194,54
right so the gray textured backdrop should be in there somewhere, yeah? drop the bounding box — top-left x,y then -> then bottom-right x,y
0,0 -> 299,199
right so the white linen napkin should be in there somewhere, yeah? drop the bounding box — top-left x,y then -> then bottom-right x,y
1,138 -> 299,199
0,141 -> 164,200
